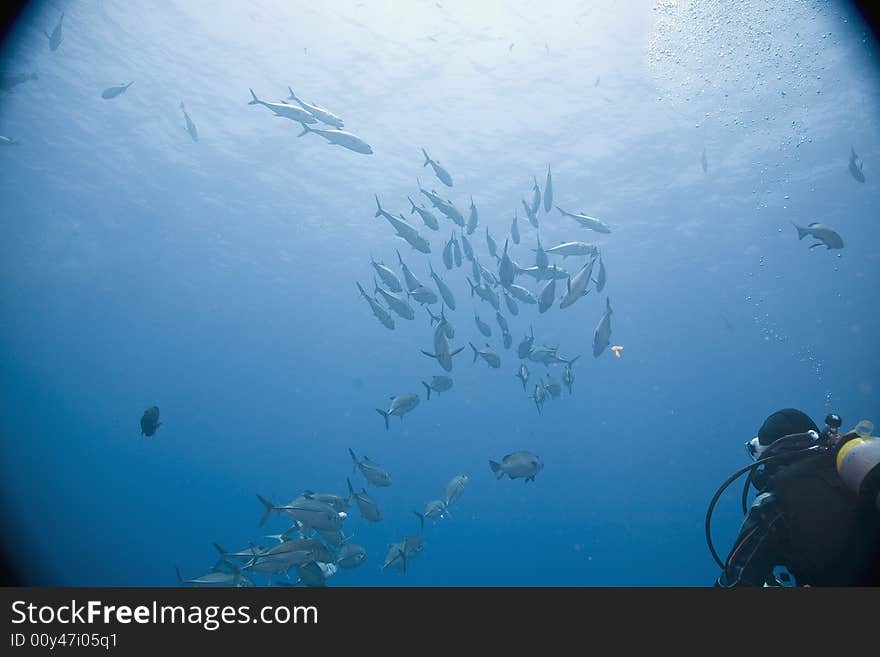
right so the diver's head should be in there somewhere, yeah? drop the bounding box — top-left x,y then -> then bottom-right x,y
746,408 -> 819,459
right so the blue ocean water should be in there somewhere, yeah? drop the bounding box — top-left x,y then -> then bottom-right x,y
0,0 -> 878,587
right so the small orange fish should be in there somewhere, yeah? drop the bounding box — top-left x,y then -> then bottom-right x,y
611,345 -> 623,358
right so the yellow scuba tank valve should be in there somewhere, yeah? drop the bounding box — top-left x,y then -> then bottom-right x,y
836,421 -> 880,512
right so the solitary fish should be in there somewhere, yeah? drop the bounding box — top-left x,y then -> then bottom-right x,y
593,296 -> 613,358
422,148 -> 453,187
180,102 -> 199,142
349,448 -> 393,486
474,313 -> 492,337
374,278 -> 415,320
376,394 -> 420,429
470,342 -> 501,368
515,363 -> 530,391
543,165 -> 553,212
356,282 -> 395,330
248,88 -> 316,122
489,451 -> 544,482
556,206 -> 611,233
140,406 -> 162,437
298,123 -> 373,155
45,13 -> 63,51
101,82 -> 134,99
538,277 -> 556,314
467,195 -> 479,235
347,479 -> 382,522
444,475 -> 469,508
792,222 -> 844,250
429,262 -> 456,309
287,87 -> 344,128
848,146 -> 865,183
409,196 -> 440,231
422,375 -> 453,400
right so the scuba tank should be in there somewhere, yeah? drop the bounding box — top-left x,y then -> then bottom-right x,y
835,420 -> 880,512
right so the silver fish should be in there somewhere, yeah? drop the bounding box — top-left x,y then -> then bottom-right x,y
503,290 -> 519,316
347,479 -> 382,522
475,313 -> 492,337
792,222 -> 844,250
495,311 -> 509,335
534,235 -> 549,270
336,543 -> 367,569
489,451 -> 544,482
594,252 -> 606,293
502,331 -> 512,350
414,500 -> 449,529
356,282 -> 395,330
257,495 -> 346,532
177,565 -> 252,588
461,231 -> 475,262
422,375 -> 453,400
374,278 -> 415,320
248,88 -> 315,122
517,327 -> 536,359
486,227 -> 499,261
45,13 -> 63,51
515,363 -> 530,391
544,376 -> 562,399
409,196 -> 440,231
467,195 -> 478,235
452,233 -> 462,267
530,176 -> 542,216
559,258 -> 594,310
563,364 -> 574,394
349,448 -> 393,486
531,380 -> 546,414
444,475 -> 469,508
593,296 -> 613,358
849,146 -> 865,183
543,164 -> 553,212
371,256 -> 403,292
442,236 -> 454,270
102,81 -> 134,99
522,198 -> 539,229
498,239 -> 517,287
298,123 -> 373,155
555,206 -> 611,234
421,319 -> 465,372
507,284 -> 538,305
538,276 -> 556,314
470,342 -> 501,369
427,306 -> 455,339
543,242 -> 598,258
376,394 -> 420,430
410,285 -> 438,306
422,148 -> 453,187
287,87 -> 344,128
511,208 -> 521,244
180,102 -> 199,142
429,262 -> 456,309
382,536 -> 426,573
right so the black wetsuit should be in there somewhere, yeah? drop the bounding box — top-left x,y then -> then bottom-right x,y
717,449 -> 880,587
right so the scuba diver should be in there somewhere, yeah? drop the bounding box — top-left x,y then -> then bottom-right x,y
707,408 -> 880,587
140,406 -> 162,437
